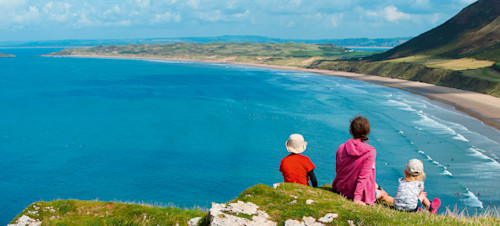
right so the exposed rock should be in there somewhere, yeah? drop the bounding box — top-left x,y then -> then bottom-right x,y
284,219 -> 304,226
318,213 -> 338,223
302,216 -> 325,226
228,201 -> 258,215
289,200 -> 297,205
289,195 -> 298,199
305,199 -> 315,205
284,217 -> 325,226
187,217 -> 202,226
273,183 -> 281,188
348,220 -> 356,226
208,201 -> 276,226
7,215 -> 41,226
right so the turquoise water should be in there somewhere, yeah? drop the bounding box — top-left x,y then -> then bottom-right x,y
1,48 -> 500,223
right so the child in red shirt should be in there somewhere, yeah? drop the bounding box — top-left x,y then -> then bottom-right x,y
279,134 -> 317,187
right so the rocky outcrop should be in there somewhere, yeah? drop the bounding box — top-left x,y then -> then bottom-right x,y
7,215 -> 41,226
206,201 -> 276,226
197,200 -> 339,226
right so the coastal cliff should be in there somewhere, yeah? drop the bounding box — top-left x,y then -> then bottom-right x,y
9,183 -> 499,225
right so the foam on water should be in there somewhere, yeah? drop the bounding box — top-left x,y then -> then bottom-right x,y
462,190 -> 484,208
416,150 -> 453,176
414,111 -> 470,142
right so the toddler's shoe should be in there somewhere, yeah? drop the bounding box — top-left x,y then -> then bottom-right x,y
429,198 -> 441,214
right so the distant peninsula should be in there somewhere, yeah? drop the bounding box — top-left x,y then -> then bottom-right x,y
0,52 -> 15,57
47,42 -> 375,67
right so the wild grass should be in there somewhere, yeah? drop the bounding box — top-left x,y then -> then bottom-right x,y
231,183 -> 500,225
10,183 -> 499,225
386,55 -> 494,70
9,199 -> 206,225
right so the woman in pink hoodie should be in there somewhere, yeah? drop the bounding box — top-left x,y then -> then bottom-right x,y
332,116 -> 393,205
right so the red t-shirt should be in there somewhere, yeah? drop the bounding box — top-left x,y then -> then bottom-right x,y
279,154 -> 316,186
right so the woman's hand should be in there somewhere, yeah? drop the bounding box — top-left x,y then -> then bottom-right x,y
354,200 -> 367,206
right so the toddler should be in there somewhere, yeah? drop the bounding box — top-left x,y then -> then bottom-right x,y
279,134 -> 317,187
394,159 -> 440,214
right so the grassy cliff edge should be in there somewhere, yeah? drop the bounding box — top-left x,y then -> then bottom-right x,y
10,183 -> 499,225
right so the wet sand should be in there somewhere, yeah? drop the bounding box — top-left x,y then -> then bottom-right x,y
51,55 -> 500,130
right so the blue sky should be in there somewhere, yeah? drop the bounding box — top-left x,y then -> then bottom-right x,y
0,0 -> 477,41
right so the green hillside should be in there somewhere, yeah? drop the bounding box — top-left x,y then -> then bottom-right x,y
312,0 -> 500,97
9,183 -> 499,225
370,0 -> 499,63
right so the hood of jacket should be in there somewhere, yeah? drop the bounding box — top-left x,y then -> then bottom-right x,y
344,138 -> 372,157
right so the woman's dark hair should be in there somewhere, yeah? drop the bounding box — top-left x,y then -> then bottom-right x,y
349,116 -> 370,141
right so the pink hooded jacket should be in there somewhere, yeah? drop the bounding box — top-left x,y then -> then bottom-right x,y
332,138 -> 377,205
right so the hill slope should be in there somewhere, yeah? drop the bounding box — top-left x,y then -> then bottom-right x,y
312,0 -> 500,97
371,0 -> 499,62
9,183 -> 500,225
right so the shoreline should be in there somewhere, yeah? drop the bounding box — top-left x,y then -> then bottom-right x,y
48,54 -> 500,131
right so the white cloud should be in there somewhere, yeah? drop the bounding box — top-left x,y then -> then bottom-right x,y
187,0 -> 199,9
198,9 -> 250,22
103,5 -> 121,17
12,6 -> 40,25
151,12 -> 181,24
383,6 -> 411,22
135,0 -> 150,8
0,0 -> 26,9
430,13 -> 440,24
0,0 -> 476,40
43,2 -> 72,22
330,13 -> 344,27
233,9 -> 250,18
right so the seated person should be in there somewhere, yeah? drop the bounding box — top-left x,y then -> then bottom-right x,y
394,159 -> 441,214
279,134 -> 317,187
332,116 -> 393,205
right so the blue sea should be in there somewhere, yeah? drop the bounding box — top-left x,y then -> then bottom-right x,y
1,48 -> 500,223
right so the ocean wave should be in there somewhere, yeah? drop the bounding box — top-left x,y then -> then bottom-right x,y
383,100 -> 417,112
467,147 -> 500,167
453,134 -> 470,142
397,97 -> 428,109
413,112 -> 469,143
461,190 -> 483,208
417,150 -> 453,176
338,84 -> 368,94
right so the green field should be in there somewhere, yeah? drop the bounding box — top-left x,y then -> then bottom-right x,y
49,42 -> 376,67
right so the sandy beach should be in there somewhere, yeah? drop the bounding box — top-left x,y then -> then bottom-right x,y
51,54 -> 500,130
